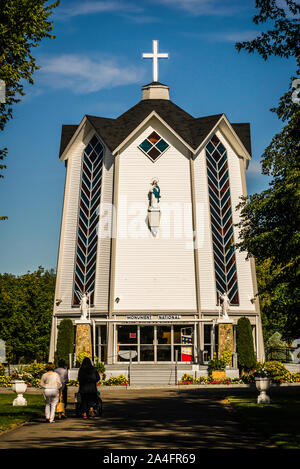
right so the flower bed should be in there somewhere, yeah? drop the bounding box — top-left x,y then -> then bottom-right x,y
241,361 -> 300,384
178,365 -> 300,386
178,373 -> 243,385
1,361 -> 299,388
0,373 -> 129,388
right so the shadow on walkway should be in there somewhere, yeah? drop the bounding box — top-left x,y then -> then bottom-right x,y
0,387 -> 279,450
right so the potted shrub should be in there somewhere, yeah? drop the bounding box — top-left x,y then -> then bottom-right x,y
10,369 -> 29,406
94,357 -> 106,381
254,362 -> 271,404
207,355 -> 226,380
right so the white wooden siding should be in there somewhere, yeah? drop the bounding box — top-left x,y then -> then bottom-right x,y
54,138 -> 85,311
113,118 -> 197,311
193,129 -> 255,312
55,127 -> 113,312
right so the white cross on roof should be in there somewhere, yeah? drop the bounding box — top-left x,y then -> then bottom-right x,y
142,40 -> 168,83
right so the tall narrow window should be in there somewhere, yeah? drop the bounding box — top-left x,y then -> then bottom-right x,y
73,135 -> 104,306
205,134 -> 239,305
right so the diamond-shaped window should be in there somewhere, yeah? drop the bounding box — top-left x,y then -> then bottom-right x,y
138,131 -> 169,162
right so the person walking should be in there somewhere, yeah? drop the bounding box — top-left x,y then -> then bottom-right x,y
78,357 -> 100,419
40,362 -> 62,423
55,358 -> 68,416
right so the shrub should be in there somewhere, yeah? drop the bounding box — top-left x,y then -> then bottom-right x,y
104,375 -> 129,386
23,363 -> 47,379
94,357 -> 106,380
263,360 -> 293,382
0,375 -> 11,387
0,364 -> 5,376
179,373 -> 195,384
221,350 -> 232,366
55,319 -> 74,366
236,317 -> 256,373
66,380 -> 79,387
207,355 -> 226,375
76,348 -> 91,365
240,360 -> 300,384
94,357 -> 105,373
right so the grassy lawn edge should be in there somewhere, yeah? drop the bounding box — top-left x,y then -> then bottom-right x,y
0,394 -> 45,435
226,393 -> 300,449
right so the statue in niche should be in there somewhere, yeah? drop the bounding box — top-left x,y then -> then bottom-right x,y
220,291 -> 230,320
148,179 -> 161,209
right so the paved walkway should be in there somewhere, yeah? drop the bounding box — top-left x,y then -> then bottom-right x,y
0,387 -> 275,450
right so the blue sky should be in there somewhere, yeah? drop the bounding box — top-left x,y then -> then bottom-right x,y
0,0 -> 297,275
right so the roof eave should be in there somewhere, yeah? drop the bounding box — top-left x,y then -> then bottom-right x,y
112,110 -> 195,155
193,114 -> 251,160
59,115 -> 88,161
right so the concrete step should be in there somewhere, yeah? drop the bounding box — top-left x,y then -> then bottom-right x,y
130,367 -> 177,385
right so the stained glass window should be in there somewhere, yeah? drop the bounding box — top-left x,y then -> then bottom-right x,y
205,135 -> 239,305
139,131 -> 169,162
73,135 -> 104,306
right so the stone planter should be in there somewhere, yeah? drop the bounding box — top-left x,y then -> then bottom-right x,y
211,370 -> 226,380
11,380 -> 28,406
255,377 -> 270,404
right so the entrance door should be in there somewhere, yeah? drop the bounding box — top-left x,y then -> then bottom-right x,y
140,326 -> 154,361
115,324 -> 194,363
156,326 -> 171,361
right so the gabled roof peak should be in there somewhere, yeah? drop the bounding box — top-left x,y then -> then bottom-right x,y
59,101 -> 251,160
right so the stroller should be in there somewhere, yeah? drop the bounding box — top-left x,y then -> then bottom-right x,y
75,390 -> 103,418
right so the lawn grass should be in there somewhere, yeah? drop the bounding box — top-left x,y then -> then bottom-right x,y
227,393 -> 300,449
0,394 -> 45,434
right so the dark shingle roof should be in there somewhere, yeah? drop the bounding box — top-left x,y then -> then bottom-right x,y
59,125 -> 78,156
59,98 -> 251,157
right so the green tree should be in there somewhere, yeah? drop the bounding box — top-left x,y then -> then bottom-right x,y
236,0 -> 300,60
0,267 -> 56,362
55,319 -> 74,366
234,0 -> 300,340
236,317 -> 257,373
0,0 -> 59,216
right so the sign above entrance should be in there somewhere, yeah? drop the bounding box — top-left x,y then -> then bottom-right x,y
126,315 -> 182,320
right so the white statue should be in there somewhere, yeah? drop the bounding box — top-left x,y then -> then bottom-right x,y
220,291 -> 230,320
149,179 -> 161,209
80,292 -> 89,320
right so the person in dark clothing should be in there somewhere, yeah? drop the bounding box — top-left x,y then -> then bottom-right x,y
78,357 -> 100,419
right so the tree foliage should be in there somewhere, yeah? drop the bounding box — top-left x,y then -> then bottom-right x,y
55,318 -> 74,366
236,317 -> 257,372
236,89 -> 300,339
0,0 -> 59,130
235,0 -> 300,60
0,0 -> 59,216
234,0 -> 300,340
0,267 -> 56,363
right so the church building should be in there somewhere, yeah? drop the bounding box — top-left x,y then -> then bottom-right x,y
49,41 -> 264,382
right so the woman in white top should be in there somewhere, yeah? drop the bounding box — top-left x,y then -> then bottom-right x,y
40,362 -> 62,423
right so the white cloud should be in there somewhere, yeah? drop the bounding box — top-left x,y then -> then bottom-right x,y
58,0 -> 143,18
200,30 -> 258,43
246,159 -> 262,175
38,54 -> 145,94
56,0 -> 250,19
152,0 -> 247,16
